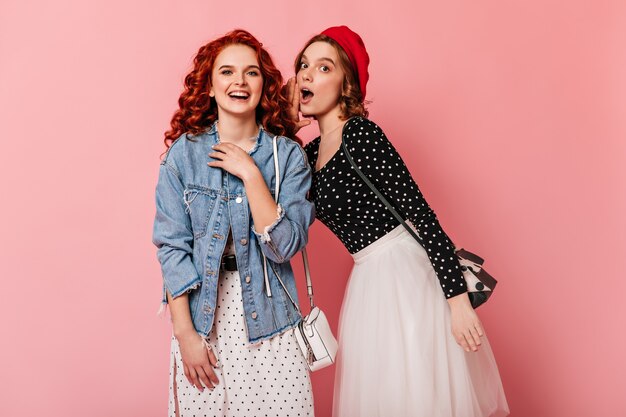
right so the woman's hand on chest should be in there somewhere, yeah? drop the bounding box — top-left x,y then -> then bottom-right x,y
208,143 -> 261,182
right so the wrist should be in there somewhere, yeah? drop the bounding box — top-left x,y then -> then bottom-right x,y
241,166 -> 262,184
446,292 -> 470,308
173,324 -> 197,340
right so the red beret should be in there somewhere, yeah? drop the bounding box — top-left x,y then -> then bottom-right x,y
321,26 -> 370,101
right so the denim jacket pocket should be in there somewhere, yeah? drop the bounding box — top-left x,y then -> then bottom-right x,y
183,184 -> 217,239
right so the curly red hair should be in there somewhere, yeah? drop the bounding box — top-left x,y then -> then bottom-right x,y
164,29 -> 298,148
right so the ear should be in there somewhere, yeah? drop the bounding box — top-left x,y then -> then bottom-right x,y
341,80 -> 349,100
209,88 -> 215,97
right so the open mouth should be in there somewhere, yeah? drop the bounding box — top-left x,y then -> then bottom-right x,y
300,88 -> 314,104
228,91 -> 250,101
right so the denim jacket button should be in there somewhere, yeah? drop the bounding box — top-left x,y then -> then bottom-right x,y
235,197 -> 243,203
245,276 -> 251,284
204,305 -> 212,313
240,238 -> 248,246
251,312 -> 258,319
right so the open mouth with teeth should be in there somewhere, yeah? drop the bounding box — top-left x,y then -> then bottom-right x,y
228,91 -> 250,101
300,88 -> 314,104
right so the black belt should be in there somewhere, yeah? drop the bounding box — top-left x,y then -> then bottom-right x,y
220,254 -> 238,271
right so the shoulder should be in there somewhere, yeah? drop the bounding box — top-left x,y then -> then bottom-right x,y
303,137 -> 321,166
160,131 -> 212,178
343,116 -> 385,136
265,131 -> 311,173
303,136 -> 321,153
162,131 -> 210,164
342,117 -> 390,153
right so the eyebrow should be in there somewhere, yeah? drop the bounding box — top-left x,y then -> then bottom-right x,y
301,54 -> 335,65
217,64 -> 261,70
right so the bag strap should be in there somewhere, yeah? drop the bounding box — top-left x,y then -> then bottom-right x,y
340,137 -> 425,246
262,135 -> 315,315
341,138 -> 499,298
260,138 -> 277,297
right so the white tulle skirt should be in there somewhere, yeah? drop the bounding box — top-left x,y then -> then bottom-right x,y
333,225 -> 509,417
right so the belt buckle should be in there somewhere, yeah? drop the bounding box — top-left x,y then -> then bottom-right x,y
221,254 -> 237,271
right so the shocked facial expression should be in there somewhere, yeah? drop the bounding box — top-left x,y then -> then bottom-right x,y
210,44 -> 263,119
297,41 -> 345,118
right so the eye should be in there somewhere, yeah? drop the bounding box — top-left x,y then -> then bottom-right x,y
320,65 -> 330,72
221,69 -> 233,75
247,70 -> 260,76
299,62 -> 308,70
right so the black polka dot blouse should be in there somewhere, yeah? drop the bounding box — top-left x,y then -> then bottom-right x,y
304,117 -> 467,298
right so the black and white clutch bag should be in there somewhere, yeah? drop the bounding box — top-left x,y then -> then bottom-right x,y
455,248 -> 498,308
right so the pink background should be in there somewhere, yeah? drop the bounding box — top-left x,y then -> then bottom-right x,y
1,0 -> 625,416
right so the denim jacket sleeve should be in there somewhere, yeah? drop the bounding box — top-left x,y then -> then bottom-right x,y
252,144 -> 315,263
152,161 -> 201,298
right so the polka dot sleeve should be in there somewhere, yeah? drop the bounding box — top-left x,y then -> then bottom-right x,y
344,117 -> 467,298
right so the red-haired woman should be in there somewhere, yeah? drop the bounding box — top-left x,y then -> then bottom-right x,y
153,30 -> 315,416
287,26 -> 509,416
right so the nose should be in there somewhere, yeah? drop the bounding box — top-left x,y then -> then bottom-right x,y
235,72 -> 247,86
299,67 -> 312,83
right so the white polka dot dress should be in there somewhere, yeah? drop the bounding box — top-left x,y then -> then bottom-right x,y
168,233 -> 314,417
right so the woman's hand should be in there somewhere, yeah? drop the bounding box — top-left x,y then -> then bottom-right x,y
175,329 -> 220,391
285,77 -> 311,134
208,143 -> 260,181
447,293 -> 484,352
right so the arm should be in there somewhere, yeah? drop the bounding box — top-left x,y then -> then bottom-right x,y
208,141 -> 315,263
152,162 -> 202,298
208,143 -> 279,231
346,119 -> 484,352
345,118 -> 467,298
152,161 -> 219,388
242,168 -> 282,233
250,159 -> 315,263
167,291 -> 220,391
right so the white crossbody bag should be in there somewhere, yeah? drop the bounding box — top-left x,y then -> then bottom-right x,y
260,135 -> 338,372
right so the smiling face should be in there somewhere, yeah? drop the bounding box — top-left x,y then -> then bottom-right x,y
297,41 -> 345,118
210,44 -> 263,120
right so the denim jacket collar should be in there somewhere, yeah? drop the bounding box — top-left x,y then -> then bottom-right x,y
205,121 -> 268,156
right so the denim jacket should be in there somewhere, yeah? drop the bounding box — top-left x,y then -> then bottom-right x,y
152,123 -> 315,343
